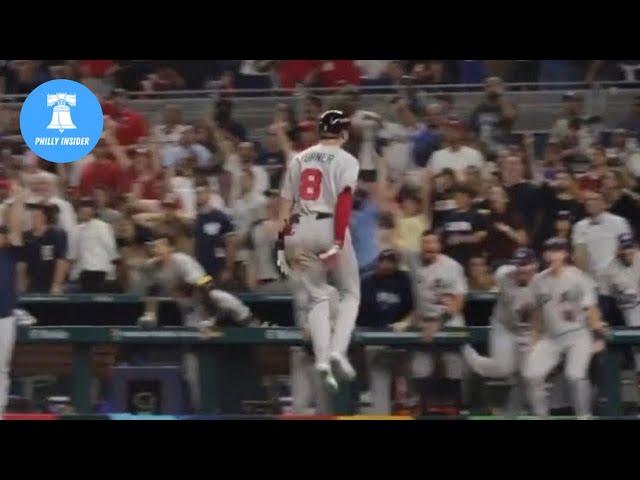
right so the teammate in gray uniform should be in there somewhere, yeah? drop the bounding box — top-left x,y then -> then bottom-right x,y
602,233 -> 640,379
462,248 -> 537,416
524,237 -> 608,419
277,110 -> 361,392
406,230 -> 468,414
140,236 -> 254,411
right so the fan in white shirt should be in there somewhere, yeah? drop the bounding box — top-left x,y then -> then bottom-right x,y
162,127 -> 213,170
427,118 -> 487,182
152,105 -> 190,149
572,190 -> 632,291
68,198 -> 119,289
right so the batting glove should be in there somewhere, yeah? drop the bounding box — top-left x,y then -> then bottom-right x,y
318,242 -> 341,262
276,248 -> 291,277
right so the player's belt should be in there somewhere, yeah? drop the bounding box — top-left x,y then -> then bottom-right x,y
291,212 -> 333,223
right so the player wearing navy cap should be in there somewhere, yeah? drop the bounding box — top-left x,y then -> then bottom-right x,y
461,247 -> 538,416
602,233 -> 640,381
0,182 -> 26,416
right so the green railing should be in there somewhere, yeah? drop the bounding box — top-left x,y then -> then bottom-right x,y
15,325 -> 640,416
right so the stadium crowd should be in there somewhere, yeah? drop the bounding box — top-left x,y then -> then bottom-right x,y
1,60 -> 639,95
1,61 -> 640,331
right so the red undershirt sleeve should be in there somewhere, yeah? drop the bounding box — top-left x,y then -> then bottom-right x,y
334,187 -> 353,247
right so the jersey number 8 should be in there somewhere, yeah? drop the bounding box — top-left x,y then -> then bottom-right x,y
299,168 -> 323,201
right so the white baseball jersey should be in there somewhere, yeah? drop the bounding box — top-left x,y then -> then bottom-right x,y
281,144 -> 359,215
408,253 -> 468,326
602,252 -> 640,311
530,266 -> 598,337
493,265 -> 536,336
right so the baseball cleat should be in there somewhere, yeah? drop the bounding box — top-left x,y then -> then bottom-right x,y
317,364 -> 339,393
330,353 -> 356,381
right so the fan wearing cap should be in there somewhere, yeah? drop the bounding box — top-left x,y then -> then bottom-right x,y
426,117 -> 487,183
462,248 -> 538,416
602,233 -> 640,379
523,237 -> 608,419
0,182 -> 26,416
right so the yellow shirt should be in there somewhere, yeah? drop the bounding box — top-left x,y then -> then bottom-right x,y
394,214 -> 428,253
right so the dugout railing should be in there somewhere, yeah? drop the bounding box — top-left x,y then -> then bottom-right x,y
14,324 -> 639,417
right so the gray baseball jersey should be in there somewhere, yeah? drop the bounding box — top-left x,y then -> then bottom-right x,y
281,144 -> 359,214
408,253 -> 468,326
602,252 -> 640,311
152,252 -> 206,294
185,289 -> 251,328
493,265 -> 536,336
281,142 -> 361,370
530,266 -> 597,337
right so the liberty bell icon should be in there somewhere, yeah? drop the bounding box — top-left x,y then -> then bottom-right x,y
46,93 -> 77,133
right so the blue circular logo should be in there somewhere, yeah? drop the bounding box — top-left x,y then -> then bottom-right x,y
20,79 -> 103,163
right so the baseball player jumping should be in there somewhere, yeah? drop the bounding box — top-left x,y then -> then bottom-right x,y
462,248 -> 538,416
602,233 -> 640,380
524,237 -> 608,419
277,110 -> 361,392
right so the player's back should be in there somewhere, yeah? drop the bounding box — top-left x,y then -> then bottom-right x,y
284,143 -> 359,214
